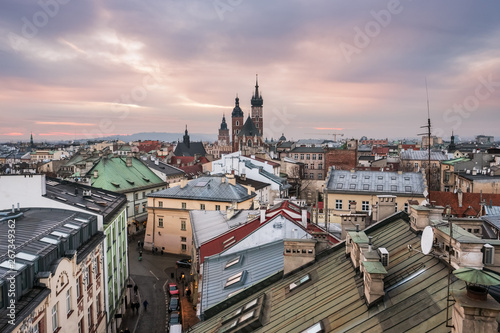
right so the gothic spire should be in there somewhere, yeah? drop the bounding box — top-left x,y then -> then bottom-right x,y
251,74 -> 263,107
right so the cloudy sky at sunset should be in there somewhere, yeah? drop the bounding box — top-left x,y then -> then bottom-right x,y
1,0 -> 499,142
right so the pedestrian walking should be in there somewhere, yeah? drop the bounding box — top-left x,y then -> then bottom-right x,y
134,285 -> 138,295
124,328 -> 131,333
141,241 -> 144,248
143,300 -> 149,310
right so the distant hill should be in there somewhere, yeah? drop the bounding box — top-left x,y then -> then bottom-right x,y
86,132 -> 217,143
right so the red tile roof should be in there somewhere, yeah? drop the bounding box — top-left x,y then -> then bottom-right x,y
430,191 -> 500,217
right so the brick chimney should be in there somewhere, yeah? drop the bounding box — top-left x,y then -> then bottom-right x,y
301,207 -> 308,228
126,156 -> 133,167
260,208 -> 266,223
345,226 -> 369,271
283,239 -> 317,275
457,188 -> 463,208
361,260 -> 387,307
452,286 -> 500,333
180,177 -> 188,189
227,174 -> 236,186
374,195 -> 396,222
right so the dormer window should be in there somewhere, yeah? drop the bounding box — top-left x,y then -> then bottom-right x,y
289,274 -> 311,291
225,256 -> 241,269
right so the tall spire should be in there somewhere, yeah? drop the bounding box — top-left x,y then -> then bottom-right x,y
251,74 -> 263,107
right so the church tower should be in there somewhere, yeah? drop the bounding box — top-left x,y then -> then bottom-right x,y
231,96 -> 244,152
218,114 -> 230,146
251,74 -> 263,137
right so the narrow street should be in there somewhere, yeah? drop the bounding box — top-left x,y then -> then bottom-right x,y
121,232 -> 197,333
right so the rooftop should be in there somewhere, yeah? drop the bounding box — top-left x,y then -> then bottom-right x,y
325,170 -> 426,196
149,176 -> 256,203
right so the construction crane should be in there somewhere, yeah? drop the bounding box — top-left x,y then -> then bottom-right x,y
305,132 -> 344,142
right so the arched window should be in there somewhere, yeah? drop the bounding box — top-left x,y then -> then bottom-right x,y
236,121 -> 239,126
247,140 -> 252,147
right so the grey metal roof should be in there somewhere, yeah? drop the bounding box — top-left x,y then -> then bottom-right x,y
400,150 -> 449,161
190,210 -> 260,248
325,170 -> 425,196
149,176 -> 256,203
244,161 -> 290,188
289,146 -> 325,153
483,215 -> 500,230
485,206 -> 500,216
45,177 -> 127,223
142,158 -> 185,176
201,240 -> 284,313
173,141 -> 207,157
189,213 -> 466,333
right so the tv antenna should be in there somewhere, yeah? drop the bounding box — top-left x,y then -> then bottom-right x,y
418,78 -> 432,205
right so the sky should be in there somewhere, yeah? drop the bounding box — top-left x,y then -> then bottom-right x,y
1,0 -> 499,142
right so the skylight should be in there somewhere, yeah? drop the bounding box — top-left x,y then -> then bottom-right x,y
225,256 -> 241,269
225,271 -> 244,288
289,274 -> 311,291
301,322 -> 324,333
40,237 -> 59,244
15,252 -> 38,261
195,181 -> 208,187
64,223 -> 80,229
51,231 -> 69,238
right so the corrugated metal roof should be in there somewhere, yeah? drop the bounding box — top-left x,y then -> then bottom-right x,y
190,210 -> 260,248
189,214 -> 466,333
400,150 -> 449,161
486,206 -> 500,216
201,241 -> 284,313
150,176 -> 255,202
325,170 -> 425,196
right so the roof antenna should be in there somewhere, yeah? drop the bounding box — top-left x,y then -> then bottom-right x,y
418,78 -> 432,206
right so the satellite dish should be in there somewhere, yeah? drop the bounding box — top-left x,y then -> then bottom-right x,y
421,226 -> 434,255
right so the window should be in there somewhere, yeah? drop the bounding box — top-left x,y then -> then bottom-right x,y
52,303 -> 58,332
96,293 -> 101,315
300,154 -> 304,160
305,164 -> 308,169
414,162 -> 419,168
289,274 -> 311,291
317,173 -> 322,180
336,183 -> 343,189
225,271 -> 244,288
200,204 -> 206,210
134,205 -> 139,214
405,186 -> 412,192
395,203 -> 398,212
181,220 -> 186,231
362,201 -> 369,211
363,184 -> 369,190
134,193 -> 139,200
225,256 -> 241,269
349,184 -> 356,189
306,154 -> 310,159
309,173 -> 314,179
404,202 -> 409,213
216,205 -> 220,211
158,218 -> 163,228
294,154 -> 298,159
377,185 -> 383,191
78,319 -> 83,333
76,276 -> 82,300
66,288 -> 72,314
181,244 -> 187,251
181,202 -> 186,209
318,154 -> 322,160
312,154 -> 316,160
88,305 -> 93,329
142,191 -> 146,198
318,163 -> 323,170
181,237 -> 187,242
159,201 -> 163,207
391,185 -> 397,191
335,199 -> 343,210
142,203 -> 146,212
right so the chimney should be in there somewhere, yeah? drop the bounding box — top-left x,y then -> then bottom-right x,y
227,206 -> 235,220
260,208 -> 266,223
283,239 -> 317,275
180,177 -> 188,189
11,204 -> 15,213
362,259 -> 387,307
126,157 -> 133,167
346,228 -> 369,271
375,195 -> 396,222
452,286 -> 500,333
227,174 -> 236,186
155,160 -> 159,165
221,176 -> 225,183
349,201 -> 357,214
17,203 -> 20,212
241,173 -> 247,181
458,189 -> 463,208
93,170 -> 99,178
301,208 -> 308,228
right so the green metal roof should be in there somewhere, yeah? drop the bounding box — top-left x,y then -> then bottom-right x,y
442,157 -> 470,165
453,267 -> 500,286
362,261 -> 387,274
88,157 -> 165,192
189,216 -> 466,333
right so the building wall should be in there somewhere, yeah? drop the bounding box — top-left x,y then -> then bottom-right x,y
287,151 -> 326,180
325,192 -> 424,224
325,149 -> 357,171
456,176 -> 500,194
144,197 -> 255,255
39,243 -> 106,333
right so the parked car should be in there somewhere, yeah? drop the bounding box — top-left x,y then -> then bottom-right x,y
176,258 -> 191,268
168,323 -> 182,333
168,283 -> 179,296
169,311 -> 182,325
169,296 -> 180,312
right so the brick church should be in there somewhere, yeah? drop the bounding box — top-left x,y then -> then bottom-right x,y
218,76 -> 265,153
